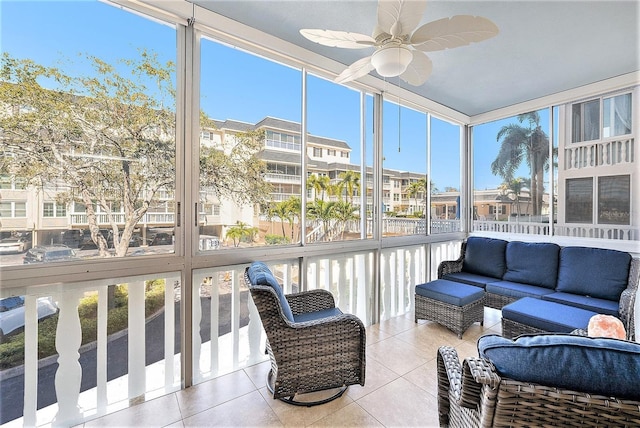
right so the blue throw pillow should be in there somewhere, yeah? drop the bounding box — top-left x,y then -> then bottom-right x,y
478,334 -> 640,400
462,237 -> 507,279
556,247 -> 631,301
503,241 -> 560,289
247,262 -> 295,322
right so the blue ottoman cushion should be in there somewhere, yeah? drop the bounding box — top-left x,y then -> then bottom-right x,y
478,334 -> 640,400
503,241 -> 560,289
248,262 -> 295,322
416,279 -> 484,307
502,297 -> 597,332
556,246 -> 631,301
462,237 -> 508,279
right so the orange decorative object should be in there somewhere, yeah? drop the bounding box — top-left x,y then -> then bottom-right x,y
587,314 -> 626,340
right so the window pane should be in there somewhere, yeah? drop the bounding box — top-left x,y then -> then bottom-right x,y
0,1 -> 177,266
472,110 -> 551,234
430,117 -> 461,234
566,178 -> 593,223
306,74 -> 364,243
603,93 -> 632,138
43,203 -> 54,218
572,99 -> 600,143
199,37 -> 301,250
382,100 -> 427,236
598,175 -> 630,225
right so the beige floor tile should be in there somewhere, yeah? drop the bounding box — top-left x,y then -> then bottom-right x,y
244,359 -> 272,389
346,358 -> 400,401
394,322 -> 461,356
356,377 -> 439,427
176,370 -> 257,419
182,390 -> 282,427
366,324 -> 393,345
309,402 -> 383,427
258,386 -> 353,427
163,420 -> 185,428
84,394 -> 182,427
402,358 -> 439,397
366,336 -> 430,376
375,315 -> 417,336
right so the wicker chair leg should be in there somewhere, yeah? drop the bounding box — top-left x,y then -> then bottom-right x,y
265,370 -> 348,407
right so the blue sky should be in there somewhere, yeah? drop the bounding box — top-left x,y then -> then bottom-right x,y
1,0 -> 543,191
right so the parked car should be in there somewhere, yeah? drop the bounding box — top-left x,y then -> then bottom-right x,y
0,234 -> 32,254
80,229 -> 110,249
148,232 -> 173,246
23,245 -> 80,264
0,296 -> 58,338
107,231 -> 144,248
62,229 -> 84,248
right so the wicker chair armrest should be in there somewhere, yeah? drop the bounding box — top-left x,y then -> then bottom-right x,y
437,242 -> 466,278
437,346 -> 461,426
618,258 -> 639,341
285,289 -> 336,315
269,314 -> 366,359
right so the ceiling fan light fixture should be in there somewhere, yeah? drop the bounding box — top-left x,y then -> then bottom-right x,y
371,45 -> 413,77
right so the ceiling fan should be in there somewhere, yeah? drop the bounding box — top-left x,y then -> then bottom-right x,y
300,0 -> 499,86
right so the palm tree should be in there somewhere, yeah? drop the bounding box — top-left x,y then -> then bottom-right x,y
307,199 -> 336,239
407,178 -> 427,216
332,200 -> 358,239
225,221 -> 258,247
498,177 -> 528,217
491,112 -> 550,216
307,174 -> 330,201
286,196 -> 302,241
338,170 -> 360,204
270,200 -> 293,238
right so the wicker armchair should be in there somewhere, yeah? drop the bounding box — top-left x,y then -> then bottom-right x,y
437,345 -> 640,427
245,264 -> 366,406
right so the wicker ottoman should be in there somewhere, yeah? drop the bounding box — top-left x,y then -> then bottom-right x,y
415,279 -> 485,338
501,297 -> 598,339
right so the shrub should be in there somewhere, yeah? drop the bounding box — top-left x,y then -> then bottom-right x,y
265,234 -> 289,245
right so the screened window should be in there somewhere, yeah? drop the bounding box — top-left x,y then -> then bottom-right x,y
603,93 -> 632,138
566,178 -> 593,223
572,99 -> 600,143
598,175 -> 630,225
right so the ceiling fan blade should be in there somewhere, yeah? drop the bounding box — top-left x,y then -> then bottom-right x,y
399,50 -> 432,86
335,56 -> 375,84
300,29 -> 376,49
376,0 -> 428,38
410,15 -> 499,52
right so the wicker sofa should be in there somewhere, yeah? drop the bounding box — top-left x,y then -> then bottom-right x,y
437,334 -> 640,427
436,236 -> 639,339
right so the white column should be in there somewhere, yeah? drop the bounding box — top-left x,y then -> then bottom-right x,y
53,290 -> 82,426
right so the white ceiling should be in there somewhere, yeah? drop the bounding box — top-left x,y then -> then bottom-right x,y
191,0 -> 639,117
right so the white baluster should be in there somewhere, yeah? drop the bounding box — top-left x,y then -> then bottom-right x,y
231,269 -> 240,369
23,295 -> 38,427
192,274 -> 204,382
128,281 -> 145,402
355,254 -> 367,323
209,272 -> 219,376
164,277 -> 177,388
247,285 -> 264,365
53,290 -> 82,427
97,286 -> 108,412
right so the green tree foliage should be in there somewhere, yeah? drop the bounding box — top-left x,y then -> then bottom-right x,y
491,112 -> 551,216
225,221 -> 258,247
0,52 -> 269,256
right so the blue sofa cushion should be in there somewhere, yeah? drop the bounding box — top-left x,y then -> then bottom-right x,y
556,247 -> 631,301
503,241 -> 560,289
247,262 -> 295,322
462,237 -> 507,279
293,307 -> 343,323
502,297 -> 597,332
478,334 -> 640,400
442,271 -> 500,288
485,281 -> 554,299
542,292 -> 619,317
416,279 -> 484,307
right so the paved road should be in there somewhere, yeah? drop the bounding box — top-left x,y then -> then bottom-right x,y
0,293 -> 250,424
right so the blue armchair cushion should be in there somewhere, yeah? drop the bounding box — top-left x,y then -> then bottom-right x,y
556,247 -> 631,301
247,262 -> 295,322
462,237 -> 508,279
478,334 -> 640,400
503,241 -> 560,289
293,307 -> 343,323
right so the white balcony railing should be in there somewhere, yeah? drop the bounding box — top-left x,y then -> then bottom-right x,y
564,137 -> 635,170
70,212 -> 176,226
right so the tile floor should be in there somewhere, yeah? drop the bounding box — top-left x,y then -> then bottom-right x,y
81,308 -> 502,427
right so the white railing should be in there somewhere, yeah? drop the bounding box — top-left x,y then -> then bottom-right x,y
264,173 -> 301,183
69,212 -> 176,226
564,137 -> 635,170
473,219 -> 639,241
0,273 -> 181,427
